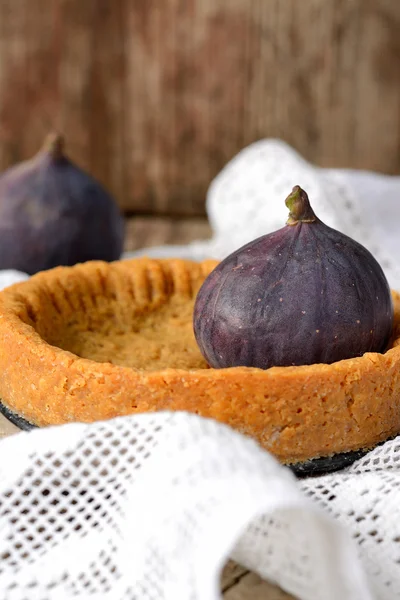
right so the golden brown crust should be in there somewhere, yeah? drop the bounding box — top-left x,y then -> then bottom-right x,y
0,257 -> 400,465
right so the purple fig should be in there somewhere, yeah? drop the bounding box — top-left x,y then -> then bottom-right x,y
0,133 -> 124,275
193,186 -> 394,369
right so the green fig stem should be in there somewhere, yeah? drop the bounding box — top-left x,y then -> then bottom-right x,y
42,132 -> 65,160
285,185 -> 317,225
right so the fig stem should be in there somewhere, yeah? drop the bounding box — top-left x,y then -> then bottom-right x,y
285,186 -> 317,225
42,133 -> 65,160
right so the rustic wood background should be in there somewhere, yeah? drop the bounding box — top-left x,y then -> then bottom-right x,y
0,0 -> 399,216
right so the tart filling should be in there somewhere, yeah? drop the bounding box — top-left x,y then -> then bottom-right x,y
0,257 -> 399,466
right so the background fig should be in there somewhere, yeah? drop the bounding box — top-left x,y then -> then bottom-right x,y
193,186 -> 394,369
0,133 -> 124,275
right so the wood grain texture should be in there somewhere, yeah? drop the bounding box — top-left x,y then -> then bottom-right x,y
0,0 -> 399,215
223,572 -> 296,600
124,215 -> 212,251
221,562 -> 297,599
221,561 -> 248,592
0,414 -> 19,438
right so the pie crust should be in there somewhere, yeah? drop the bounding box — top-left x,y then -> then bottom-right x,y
0,257 -> 399,466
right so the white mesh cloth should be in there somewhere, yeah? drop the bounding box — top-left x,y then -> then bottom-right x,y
2,139 -> 400,599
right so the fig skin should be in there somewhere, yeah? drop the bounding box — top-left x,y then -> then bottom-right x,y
0,133 -> 124,275
193,186 -> 394,369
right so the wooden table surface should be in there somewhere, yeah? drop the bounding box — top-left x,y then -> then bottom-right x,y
0,216 -> 297,600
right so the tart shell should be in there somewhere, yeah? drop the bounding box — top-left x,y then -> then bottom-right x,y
0,257 -> 399,466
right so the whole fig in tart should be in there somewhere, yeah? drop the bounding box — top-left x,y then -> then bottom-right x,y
193,186 -> 393,369
0,133 -> 124,274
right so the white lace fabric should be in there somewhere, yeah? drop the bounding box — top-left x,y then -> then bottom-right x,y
1,140 -> 400,600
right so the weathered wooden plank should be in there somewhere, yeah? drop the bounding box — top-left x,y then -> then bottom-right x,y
124,215 -> 212,252
223,572 -> 296,600
221,561 -> 248,592
0,415 -> 19,438
0,1 -> 399,215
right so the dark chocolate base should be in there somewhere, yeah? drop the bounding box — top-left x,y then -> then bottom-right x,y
289,448 -> 368,478
0,400 -> 37,431
0,398 -> 375,476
